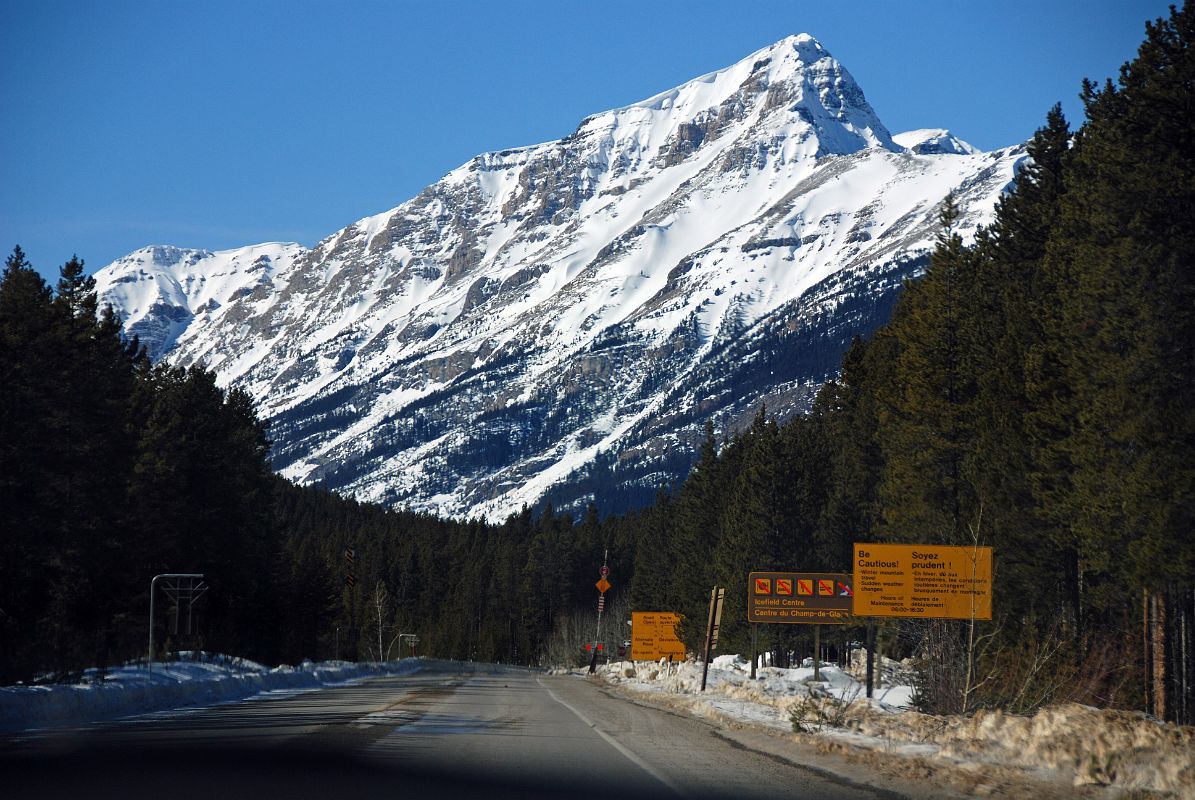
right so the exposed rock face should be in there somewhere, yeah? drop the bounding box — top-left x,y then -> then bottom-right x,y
95,34 -> 1024,520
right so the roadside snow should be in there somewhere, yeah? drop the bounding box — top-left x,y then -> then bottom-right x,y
594,654 -> 1195,797
0,652 -> 421,735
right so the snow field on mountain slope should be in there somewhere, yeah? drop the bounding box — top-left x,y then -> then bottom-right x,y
291,142 -> 1014,519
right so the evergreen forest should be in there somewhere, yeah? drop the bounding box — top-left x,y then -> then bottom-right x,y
1,5 -> 1192,725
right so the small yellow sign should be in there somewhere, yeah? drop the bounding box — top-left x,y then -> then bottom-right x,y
852,543 -> 993,620
595,577 -> 611,594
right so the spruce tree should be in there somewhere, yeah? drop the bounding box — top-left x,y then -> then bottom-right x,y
0,247 -> 58,682
713,407 -> 783,652
669,421 -> 723,644
878,194 -> 981,545
970,106 -> 1075,625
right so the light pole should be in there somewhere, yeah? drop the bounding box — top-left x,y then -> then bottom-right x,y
148,573 -> 204,678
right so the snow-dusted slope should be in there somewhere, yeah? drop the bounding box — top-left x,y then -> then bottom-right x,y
95,34 -> 1024,520
98,243 -> 307,360
892,128 -> 980,155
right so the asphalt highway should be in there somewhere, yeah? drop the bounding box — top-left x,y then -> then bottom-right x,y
2,661 -> 908,799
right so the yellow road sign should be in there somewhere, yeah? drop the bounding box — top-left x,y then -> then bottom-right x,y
631,611 -> 686,660
852,543 -> 992,619
595,577 -> 611,594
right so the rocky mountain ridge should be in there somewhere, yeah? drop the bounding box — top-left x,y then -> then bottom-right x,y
96,34 -> 1025,520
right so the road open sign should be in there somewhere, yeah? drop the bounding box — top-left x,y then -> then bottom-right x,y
631,611 -> 686,661
746,572 -> 853,624
852,543 -> 992,620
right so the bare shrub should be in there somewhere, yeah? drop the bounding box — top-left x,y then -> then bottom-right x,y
790,682 -> 864,733
975,622 -> 1139,714
541,591 -> 630,668
903,619 -> 970,715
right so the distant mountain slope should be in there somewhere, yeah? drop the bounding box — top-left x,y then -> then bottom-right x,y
96,34 -> 1024,520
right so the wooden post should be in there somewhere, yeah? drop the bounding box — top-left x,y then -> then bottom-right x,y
865,622 -> 875,699
813,624 -> 821,681
1144,588 -> 1153,715
1152,591 -> 1167,721
701,586 -> 716,692
750,623 -> 758,680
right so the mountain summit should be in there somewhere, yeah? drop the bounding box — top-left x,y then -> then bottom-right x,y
583,34 -> 897,161
96,36 -> 1024,520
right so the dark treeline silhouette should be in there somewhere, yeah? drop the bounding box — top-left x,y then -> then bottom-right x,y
1,6 -> 1190,725
0,248 -> 283,681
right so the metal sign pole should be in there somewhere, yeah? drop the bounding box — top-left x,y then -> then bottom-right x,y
589,551 -> 611,673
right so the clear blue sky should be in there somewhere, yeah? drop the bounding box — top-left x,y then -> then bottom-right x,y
0,0 -> 1171,284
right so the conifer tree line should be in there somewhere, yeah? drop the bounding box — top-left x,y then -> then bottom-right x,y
0,248 -> 631,680
627,4 -> 1195,724
0,248 -> 284,682
1,5 -> 1190,727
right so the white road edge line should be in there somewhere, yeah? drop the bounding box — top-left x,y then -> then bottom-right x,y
536,676 -> 688,798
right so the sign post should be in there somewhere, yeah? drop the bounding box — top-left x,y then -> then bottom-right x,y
344,546 -> 356,589
700,586 -> 725,692
813,623 -> 821,681
589,551 -> 611,674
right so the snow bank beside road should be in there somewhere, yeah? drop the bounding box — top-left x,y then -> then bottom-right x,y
0,653 -> 421,734
595,655 -> 1195,797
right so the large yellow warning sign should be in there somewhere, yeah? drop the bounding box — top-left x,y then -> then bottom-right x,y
630,612 -> 686,661
852,543 -> 992,619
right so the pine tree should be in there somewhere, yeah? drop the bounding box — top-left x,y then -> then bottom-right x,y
813,333 -> 891,565
970,106 -> 1075,625
629,488 -> 676,611
878,194 -> 981,545
713,407 -> 784,652
669,421 -> 723,644
0,247 -> 59,681
1041,4 -> 1195,615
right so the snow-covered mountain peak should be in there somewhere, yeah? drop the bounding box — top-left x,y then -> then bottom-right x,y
96,36 -> 1024,521
96,241 -> 307,359
894,128 -> 979,155
567,34 -> 894,167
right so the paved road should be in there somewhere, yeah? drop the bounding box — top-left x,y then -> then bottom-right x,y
3,661 -> 907,799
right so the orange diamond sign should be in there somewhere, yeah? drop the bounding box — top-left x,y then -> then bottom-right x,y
596,577 -> 611,594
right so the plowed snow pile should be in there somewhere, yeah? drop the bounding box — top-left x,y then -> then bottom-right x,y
594,654 -> 1194,797
0,652 -> 422,734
